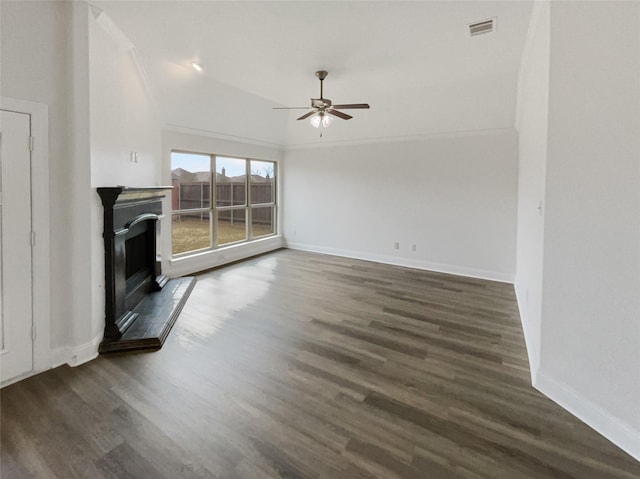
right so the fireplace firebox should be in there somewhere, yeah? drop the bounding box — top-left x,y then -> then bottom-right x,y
97,186 -> 195,353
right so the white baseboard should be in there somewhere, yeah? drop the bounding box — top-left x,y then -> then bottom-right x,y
285,242 -> 514,283
2,334 -> 101,388
512,285 -> 637,461
535,370 -> 640,462
1,370 -> 42,388
51,333 -> 102,369
513,282 -> 539,384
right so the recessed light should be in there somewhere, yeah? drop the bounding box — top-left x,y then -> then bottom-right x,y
191,62 -> 204,72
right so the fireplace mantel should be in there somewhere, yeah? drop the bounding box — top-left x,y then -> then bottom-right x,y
97,186 -> 195,353
97,186 -> 173,205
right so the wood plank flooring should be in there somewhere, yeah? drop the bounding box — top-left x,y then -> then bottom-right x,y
2,249 -> 639,478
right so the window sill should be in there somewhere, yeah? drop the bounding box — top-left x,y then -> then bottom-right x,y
164,235 -> 284,277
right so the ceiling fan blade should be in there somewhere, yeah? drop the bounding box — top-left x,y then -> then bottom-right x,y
272,107 -> 310,110
331,103 -> 370,109
296,111 -> 317,121
327,109 -> 353,120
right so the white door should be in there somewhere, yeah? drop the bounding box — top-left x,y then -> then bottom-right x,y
0,110 -> 33,383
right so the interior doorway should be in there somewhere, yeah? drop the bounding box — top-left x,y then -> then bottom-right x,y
0,98 -> 50,386
0,109 -> 34,382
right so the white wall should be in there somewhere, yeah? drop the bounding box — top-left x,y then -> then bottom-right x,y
538,1 -> 640,459
1,1 -> 74,353
283,130 -> 518,282
64,1 -> 96,364
89,10 -> 161,187
161,129 -> 284,277
514,1 -> 550,378
516,0 -> 640,460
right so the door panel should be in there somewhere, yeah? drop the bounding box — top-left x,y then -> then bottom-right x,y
0,110 -> 33,382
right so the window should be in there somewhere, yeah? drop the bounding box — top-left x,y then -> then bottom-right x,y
249,160 -> 276,239
171,152 -> 276,256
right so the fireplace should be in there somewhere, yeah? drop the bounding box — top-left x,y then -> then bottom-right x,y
124,215 -> 160,313
97,186 -> 195,353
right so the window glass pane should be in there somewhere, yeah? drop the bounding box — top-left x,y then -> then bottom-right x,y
251,206 -> 274,238
217,209 -> 246,245
171,152 -> 276,257
171,152 -> 210,210
172,212 -> 211,255
216,157 -> 246,207
250,160 -> 275,205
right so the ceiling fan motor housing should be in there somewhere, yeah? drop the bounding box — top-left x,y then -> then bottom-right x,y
312,98 -> 332,109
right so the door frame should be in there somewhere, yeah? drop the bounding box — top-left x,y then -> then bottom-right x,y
1,97 -> 50,380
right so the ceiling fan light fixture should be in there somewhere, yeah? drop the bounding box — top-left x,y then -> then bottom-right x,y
310,114 -> 322,128
310,112 -> 333,129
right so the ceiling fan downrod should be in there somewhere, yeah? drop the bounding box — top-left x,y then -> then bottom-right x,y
316,70 -> 328,99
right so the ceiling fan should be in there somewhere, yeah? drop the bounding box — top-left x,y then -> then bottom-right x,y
273,71 -> 370,129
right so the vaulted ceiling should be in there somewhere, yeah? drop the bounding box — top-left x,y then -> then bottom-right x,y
92,1 -> 533,147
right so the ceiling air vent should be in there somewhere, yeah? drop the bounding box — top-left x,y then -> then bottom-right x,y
469,18 -> 495,37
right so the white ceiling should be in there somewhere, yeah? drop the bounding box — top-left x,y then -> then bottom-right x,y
92,1 -> 533,147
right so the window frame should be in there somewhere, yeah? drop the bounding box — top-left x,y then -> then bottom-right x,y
170,150 -> 277,258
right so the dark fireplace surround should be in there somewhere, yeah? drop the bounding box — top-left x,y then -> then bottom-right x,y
97,187 -> 195,353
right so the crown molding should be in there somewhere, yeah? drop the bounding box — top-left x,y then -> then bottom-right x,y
163,124 -> 515,152
164,124 -> 285,150
283,127 -> 516,151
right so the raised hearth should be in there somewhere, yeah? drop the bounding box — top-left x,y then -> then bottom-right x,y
97,186 -> 195,353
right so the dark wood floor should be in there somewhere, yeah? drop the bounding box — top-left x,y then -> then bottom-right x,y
2,249 -> 639,478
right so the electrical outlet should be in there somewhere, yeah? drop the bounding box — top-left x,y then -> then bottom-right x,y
393,242 -> 399,250
411,244 -> 417,252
